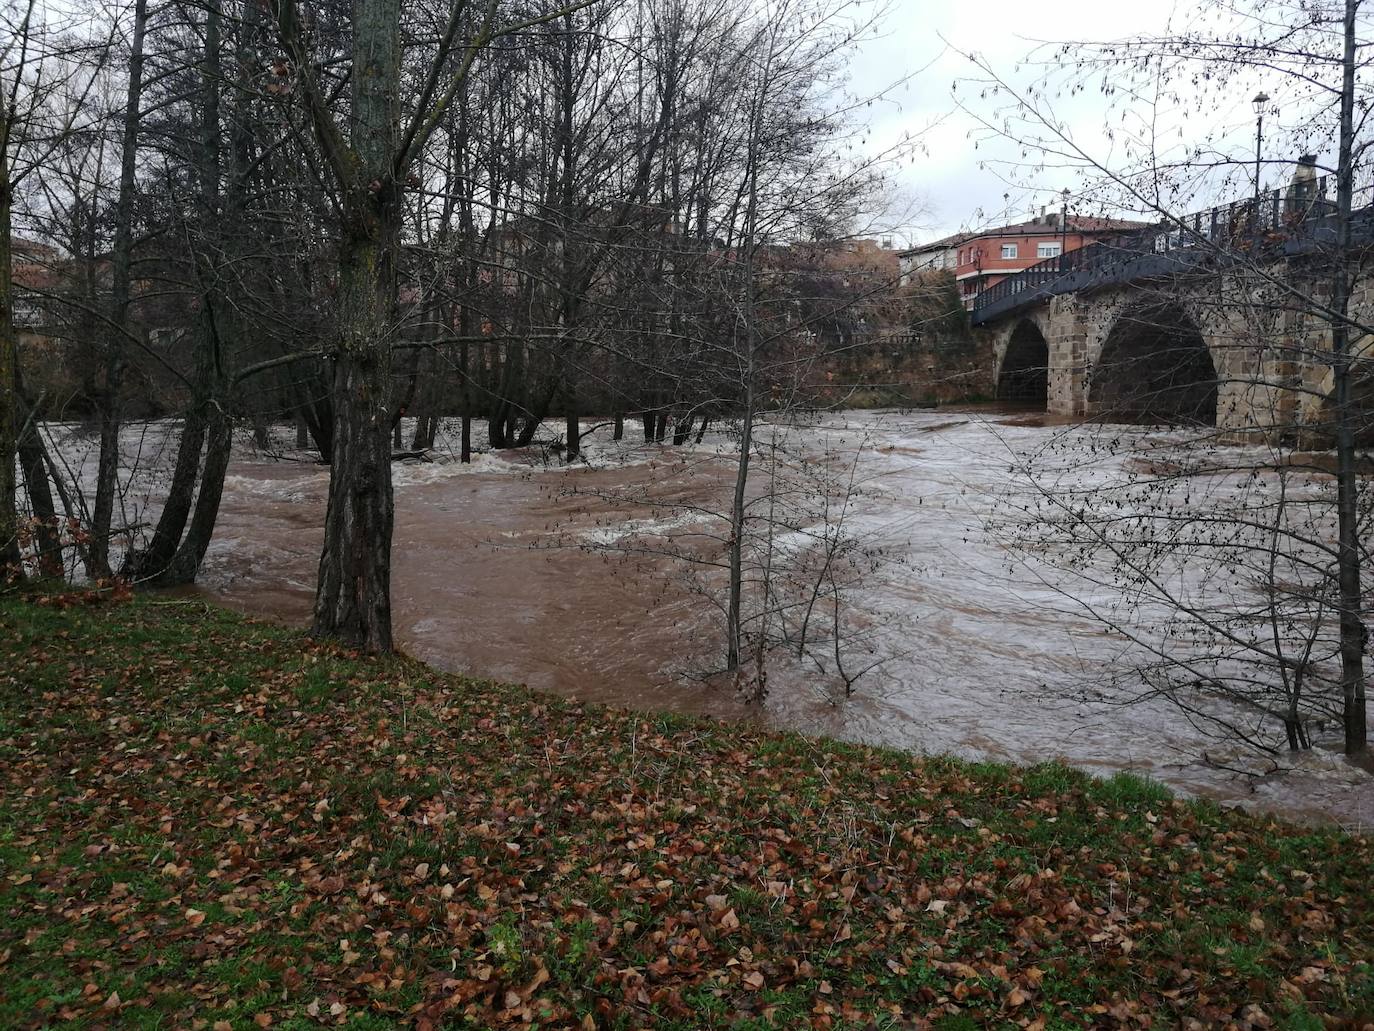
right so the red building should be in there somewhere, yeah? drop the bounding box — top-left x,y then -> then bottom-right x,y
909,213 -> 1148,310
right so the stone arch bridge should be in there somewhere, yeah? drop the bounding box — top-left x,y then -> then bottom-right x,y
972,185 -> 1374,439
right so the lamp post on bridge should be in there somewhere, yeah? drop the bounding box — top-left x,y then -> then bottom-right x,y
1252,90 -> 1270,208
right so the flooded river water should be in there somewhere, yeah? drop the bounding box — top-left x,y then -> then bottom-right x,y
170,409 -> 1374,828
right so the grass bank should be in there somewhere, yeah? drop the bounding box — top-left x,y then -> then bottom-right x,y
1,595 -> 1371,1029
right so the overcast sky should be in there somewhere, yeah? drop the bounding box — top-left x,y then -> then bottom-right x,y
847,0 -> 1268,245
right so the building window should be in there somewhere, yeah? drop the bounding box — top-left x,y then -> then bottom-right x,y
1037,242 -> 1063,258
1001,243 -> 1018,259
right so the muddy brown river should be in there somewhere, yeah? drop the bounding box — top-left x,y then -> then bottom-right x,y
112,407 -> 1359,830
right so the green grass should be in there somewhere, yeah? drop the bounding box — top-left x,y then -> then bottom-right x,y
1,593 -> 1371,1029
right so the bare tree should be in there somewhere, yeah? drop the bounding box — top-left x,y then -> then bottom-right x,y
1,0 -> 110,581
961,0 -> 1373,757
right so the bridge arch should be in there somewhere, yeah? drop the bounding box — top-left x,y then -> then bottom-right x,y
996,319 -> 1050,407
1088,302 -> 1219,425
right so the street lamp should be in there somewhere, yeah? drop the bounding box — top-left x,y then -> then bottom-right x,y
1060,187 -> 1070,269
1252,91 -> 1270,206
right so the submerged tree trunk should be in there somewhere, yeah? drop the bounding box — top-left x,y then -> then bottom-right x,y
17,430 -> 62,579
673,413 -> 694,446
127,406 -> 207,580
9,361 -> 62,578
14,376 -> 62,579
156,400 -> 232,586
564,381 -> 579,462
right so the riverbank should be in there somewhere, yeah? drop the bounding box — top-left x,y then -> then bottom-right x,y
2,594 -> 1371,1028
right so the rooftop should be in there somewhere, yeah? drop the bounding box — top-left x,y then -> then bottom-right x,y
901,214 -> 1151,256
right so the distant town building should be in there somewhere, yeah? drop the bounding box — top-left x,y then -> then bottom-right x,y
900,213 -> 1148,309
897,231 -> 971,282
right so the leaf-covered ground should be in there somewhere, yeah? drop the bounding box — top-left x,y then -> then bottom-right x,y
1,596 -> 1372,1030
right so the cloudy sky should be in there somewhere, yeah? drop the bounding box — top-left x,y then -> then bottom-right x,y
847,0 -> 1283,245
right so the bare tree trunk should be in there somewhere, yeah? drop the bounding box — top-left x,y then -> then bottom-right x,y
91,0 -> 149,578
0,147 -> 20,575
727,386 -> 754,671
727,137 -> 762,672
613,411 -> 624,440
1331,0 -> 1366,755
460,338 -> 472,462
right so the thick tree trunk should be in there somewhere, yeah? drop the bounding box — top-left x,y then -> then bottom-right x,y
296,417 -> 310,449
313,231 -> 396,652
613,411 -> 624,441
